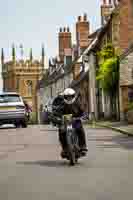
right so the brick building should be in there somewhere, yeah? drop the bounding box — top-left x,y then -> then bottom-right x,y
58,27 -> 72,63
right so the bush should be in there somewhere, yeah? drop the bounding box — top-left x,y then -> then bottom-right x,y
28,112 -> 38,124
127,102 -> 133,111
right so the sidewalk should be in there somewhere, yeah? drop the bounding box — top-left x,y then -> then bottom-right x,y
92,121 -> 133,136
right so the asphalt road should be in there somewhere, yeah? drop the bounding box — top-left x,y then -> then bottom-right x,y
0,124 -> 133,200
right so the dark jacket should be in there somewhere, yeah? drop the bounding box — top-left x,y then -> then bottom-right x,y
52,95 -> 84,118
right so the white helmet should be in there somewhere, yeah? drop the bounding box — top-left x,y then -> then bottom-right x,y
63,88 -> 76,104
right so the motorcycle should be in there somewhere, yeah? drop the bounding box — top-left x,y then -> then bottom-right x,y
49,112 -> 86,166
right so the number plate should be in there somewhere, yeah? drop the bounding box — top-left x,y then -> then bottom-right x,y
0,106 -> 16,111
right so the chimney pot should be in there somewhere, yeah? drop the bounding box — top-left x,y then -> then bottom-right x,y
83,13 -> 87,21
60,27 -> 62,32
109,0 -> 112,4
63,27 -> 66,32
67,26 -> 69,32
78,16 -> 81,22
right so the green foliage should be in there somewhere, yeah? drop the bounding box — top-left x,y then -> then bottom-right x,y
97,43 -> 115,60
28,112 -> 38,124
128,102 -> 133,111
96,43 -> 119,95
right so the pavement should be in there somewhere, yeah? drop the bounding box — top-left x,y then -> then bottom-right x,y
92,121 -> 133,136
0,124 -> 133,199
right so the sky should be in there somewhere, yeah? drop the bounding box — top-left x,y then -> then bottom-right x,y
0,0 -> 101,63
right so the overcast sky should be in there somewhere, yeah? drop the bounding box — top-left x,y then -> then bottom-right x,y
0,0 -> 101,61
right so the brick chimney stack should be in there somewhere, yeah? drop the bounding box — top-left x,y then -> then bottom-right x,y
58,26 -> 72,63
101,0 -> 113,25
119,0 -> 133,51
76,14 -> 90,56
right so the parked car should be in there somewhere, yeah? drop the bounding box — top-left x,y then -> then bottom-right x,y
0,92 -> 27,128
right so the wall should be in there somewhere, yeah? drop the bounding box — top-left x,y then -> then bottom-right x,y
119,0 -> 133,50
88,52 -> 98,120
120,50 -> 133,120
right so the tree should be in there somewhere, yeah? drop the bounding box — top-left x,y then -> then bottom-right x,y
97,43 -> 119,119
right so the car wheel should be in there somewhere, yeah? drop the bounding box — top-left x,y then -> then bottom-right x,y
21,120 -> 27,128
15,123 -> 20,128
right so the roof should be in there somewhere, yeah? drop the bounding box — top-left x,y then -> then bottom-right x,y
38,62 -> 73,89
69,70 -> 88,88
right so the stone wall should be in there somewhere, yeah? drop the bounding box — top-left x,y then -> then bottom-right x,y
120,50 -> 133,120
120,51 -> 133,86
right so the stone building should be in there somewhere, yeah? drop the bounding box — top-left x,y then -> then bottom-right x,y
1,45 -> 45,122
83,0 -> 133,120
119,43 -> 133,120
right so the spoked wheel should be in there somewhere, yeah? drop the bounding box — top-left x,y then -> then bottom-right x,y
66,129 -> 79,166
69,151 -> 76,166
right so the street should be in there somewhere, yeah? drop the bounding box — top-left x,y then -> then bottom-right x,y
0,124 -> 133,200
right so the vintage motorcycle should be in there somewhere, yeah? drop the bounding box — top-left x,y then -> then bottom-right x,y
49,111 -> 86,166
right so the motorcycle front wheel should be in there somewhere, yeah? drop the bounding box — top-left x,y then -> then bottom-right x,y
66,129 -> 79,166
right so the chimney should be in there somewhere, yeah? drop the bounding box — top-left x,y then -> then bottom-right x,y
119,0 -> 133,51
58,26 -> 72,63
101,0 -> 113,25
76,14 -> 90,56
83,13 -> 87,21
78,16 -> 81,22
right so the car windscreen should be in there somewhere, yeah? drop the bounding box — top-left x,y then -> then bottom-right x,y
0,94 -> 21,103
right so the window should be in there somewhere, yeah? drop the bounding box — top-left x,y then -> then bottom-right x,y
16,78 -> 19,90
27,80 -> 32,96
128,87 -> 133,102
0,95 -> 21,103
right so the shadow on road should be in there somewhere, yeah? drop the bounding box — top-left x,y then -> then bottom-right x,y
40,129 -> 57,132
17,160 -> 75,168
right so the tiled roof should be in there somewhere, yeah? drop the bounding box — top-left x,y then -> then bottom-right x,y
69,70 -> 88,88
37,62 -> 73,89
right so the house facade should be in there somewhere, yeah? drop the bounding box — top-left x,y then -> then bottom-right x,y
119,44 -> 133,120
37,65 -> 73,123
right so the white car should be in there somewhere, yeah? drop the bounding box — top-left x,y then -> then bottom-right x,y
0,92 -> 27,128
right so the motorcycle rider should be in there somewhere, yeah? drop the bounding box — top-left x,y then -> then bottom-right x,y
52,88 -> 88,157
